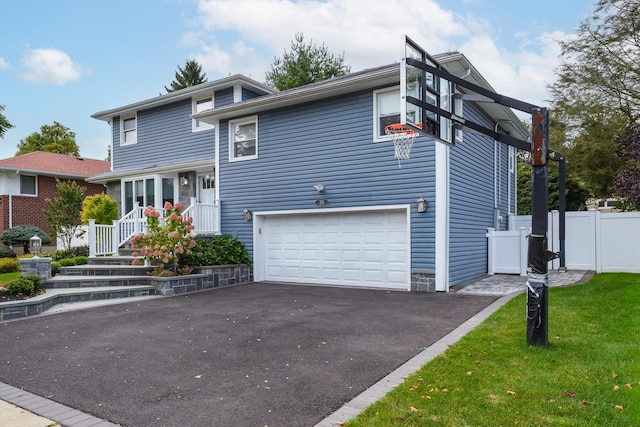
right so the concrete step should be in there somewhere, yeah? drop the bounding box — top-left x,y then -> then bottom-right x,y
88,255 -> 142,266
57,264 -> 153,277
0,286 -> 159,321
44,275 -> 151,289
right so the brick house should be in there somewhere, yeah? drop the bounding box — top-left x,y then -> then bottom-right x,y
0,151 -> 111,239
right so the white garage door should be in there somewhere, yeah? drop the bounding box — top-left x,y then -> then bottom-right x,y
258,209 -> 410,290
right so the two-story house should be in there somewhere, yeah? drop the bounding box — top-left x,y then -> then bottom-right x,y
88,52 -> 528,292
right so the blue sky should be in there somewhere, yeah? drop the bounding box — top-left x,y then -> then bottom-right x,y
0,0 -> 594,161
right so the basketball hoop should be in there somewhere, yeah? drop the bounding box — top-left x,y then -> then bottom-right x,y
385,123 -> 419,167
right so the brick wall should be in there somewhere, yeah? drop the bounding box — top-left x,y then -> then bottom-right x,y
0,176 -> 107,236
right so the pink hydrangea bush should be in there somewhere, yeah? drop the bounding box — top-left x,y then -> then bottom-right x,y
131,202 -> 197,275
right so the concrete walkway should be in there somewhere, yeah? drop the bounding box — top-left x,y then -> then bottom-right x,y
0,271 -> 590,427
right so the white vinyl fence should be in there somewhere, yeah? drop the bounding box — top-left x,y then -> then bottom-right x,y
487,210 -> 640,274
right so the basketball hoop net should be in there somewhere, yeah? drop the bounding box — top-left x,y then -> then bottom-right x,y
385,123 -> 418,167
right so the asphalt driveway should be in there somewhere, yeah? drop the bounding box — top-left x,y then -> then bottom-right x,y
0,283 -> 497,426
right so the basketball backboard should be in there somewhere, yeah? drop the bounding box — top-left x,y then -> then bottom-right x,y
401,35 -> 455,146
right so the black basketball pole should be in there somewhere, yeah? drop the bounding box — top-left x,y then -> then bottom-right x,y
527,107 -> 550,347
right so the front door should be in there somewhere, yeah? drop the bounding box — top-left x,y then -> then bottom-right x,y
198,175 -> 215,204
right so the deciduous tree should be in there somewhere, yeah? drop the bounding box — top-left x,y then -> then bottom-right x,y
16,121 -> 80,156
265,32 -> 351,90
615,122 -> 640,209
0,105 -> 14,139
44,179 -> 86,251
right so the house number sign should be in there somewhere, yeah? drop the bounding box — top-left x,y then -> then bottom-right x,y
315,199 -> 330,207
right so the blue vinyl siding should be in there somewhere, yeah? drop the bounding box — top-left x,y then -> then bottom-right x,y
448,102 -> 506,285
218,90 -> 437,271
215,88 -> 234,107
242,88 -> 265,101
112,99 -> 214,170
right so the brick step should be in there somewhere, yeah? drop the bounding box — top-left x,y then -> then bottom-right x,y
57,264 -> 153,277
44,275 -> 152,289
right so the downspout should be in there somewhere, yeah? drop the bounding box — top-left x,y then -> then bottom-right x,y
9,170 -> 19,229
494,120 -> 513,229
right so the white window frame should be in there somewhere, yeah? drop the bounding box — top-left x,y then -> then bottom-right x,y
373,86 -> 401,143
229,116 -> 258,162
454,95 -> 464,144
192,96 -> 214,132
19,174 -> 37,196
120,114 -> 137,146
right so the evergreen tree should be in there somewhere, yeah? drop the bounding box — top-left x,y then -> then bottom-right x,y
165,59 -> 208,93
265,32 -> 351,91
16,121 -> 80,156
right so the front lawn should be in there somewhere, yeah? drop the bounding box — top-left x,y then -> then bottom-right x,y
347,273 -> 640,426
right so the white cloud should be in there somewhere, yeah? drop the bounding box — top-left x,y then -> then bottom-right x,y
0,57 -> 8,69
20,48 -> 87,85
187,0 -> 566,107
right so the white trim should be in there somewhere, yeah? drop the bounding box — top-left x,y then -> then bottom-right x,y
372,86 -> 400,143
253,204 -> 412,289
233,85 -> 243,102
120,114 -> 137,146
19,174 -> 38,197
229,115 -> 258,162
435,143 -> 450,291
192,96 -> 214,132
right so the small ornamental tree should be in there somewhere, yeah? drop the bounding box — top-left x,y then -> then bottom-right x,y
44,179 -> 86,251
131,202 -> 197,275
0,225 -> 51,254
81,193 -> 119,225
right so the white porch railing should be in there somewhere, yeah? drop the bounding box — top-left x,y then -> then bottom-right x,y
88,197 -> 220,256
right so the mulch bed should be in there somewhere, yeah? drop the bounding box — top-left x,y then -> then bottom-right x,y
0,289 -> 45,303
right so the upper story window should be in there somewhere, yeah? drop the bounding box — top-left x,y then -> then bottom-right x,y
229,116 -> 258,162
193,96 -> 214,131
20,174 -> 37,196
373,87 -> 401,142
121,115 -> 137,145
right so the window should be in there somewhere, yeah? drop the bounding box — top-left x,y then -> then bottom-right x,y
454,95 -> 464,144
162,178 -> 174,205
123,177 -> 155,213
229,116 -> 258,161
193,97 -> 214,131
374,87 -> 401,141
121,115 -> 137,145
20,175 -> 36,195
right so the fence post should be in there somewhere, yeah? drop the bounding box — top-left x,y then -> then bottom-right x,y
487,228 -> 495,275
89,219 -> 96,257
508,213 -> 516,231
594,209 -> 602,273
519,227 -> 528,276
112,219 -> 119,256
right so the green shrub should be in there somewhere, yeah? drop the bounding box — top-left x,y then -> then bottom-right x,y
50,245 -> 89,261
81,193 -> 119,225
73,256 -> 88,265
0,258 -> 20,273
50,261 -> 61,276
58,258 -> 77,267
183,235 -> 252,266
0,245 -> 16,258
0,226 -> 51,254
22,274 -> 42,292
6,277 -> 34,295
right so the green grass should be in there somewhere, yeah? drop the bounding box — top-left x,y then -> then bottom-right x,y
347,273 -> 640,427
0,271 -> 21,286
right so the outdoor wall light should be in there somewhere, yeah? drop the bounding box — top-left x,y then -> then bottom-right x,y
243,209 -> 252,221
313,184 -> 325,193
180,176 -> 189,186
417,197 -> 427,213
30,235 -> 42,258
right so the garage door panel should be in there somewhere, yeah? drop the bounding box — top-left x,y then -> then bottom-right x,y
261,209 -> 410,289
